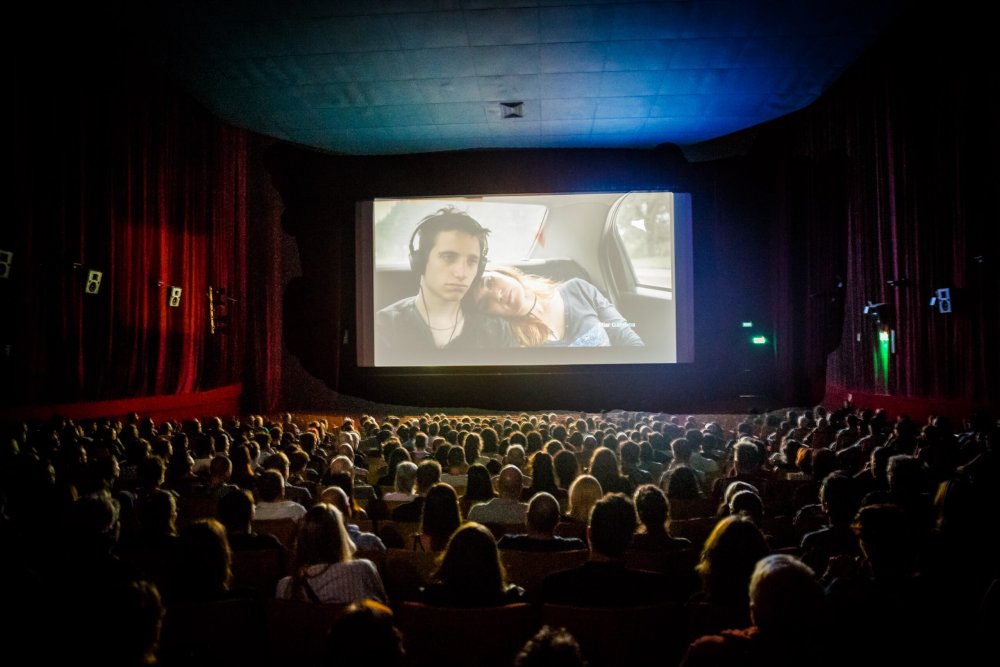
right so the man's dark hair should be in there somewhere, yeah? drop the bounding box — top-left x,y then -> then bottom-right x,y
415,459 -> 442,494
218,489 -> 254,532
515,625 -> 585,667
408,208 -> 490,277
257,469 -> 285,502
589,492 -> 637,558
526,492 -> 561,535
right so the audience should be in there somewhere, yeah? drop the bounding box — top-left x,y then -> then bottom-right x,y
3,405 -> 995,667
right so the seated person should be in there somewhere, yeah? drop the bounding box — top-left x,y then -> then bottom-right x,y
681,554 -> 827,667
498,492 -> 586,552
542,493 -> 674,607
468,465 -> 528,526
418,522 -> 525,607
253,470 -> 307,521
630,484 -> 692,552
375,208 -> 517,360
275,504 -> 387,605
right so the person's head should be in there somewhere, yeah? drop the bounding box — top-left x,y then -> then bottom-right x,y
294,503 -> 352,570
464,463 -> 496,501
729,489 -> 764,524
588,492 -> 637,558
409,208 -> 490,304
218,489 -> 255,533
733,442 -> 762,473
670,438 -> 692,463
321,485 -> 353,521
696,515 -> 770,604
514,626 -> 585,667
505,444 -> 527,469
105,580 -> 165,666
415,460 -> 442,494
177,519 -> 233,598
634,483 -> 670,532
433,522 -> 507,596
588,447 -> 622,487
567,474 -> 603,523
497,464 -> 525,499
325,600 -> 404,667
526,492 -> 561,536
852,503 -> 915,576
553,449 -> 579,489
819,471 -> 860,526
257,469 -> 286,502
471,266 -> 558,342
263,451 -> 291,481
529,451 -> 558,493
749,555 -> 822,639
421,483 -> 462,550
393,461 -> 418,495
141,489 -> 178,536
664,466 -> 702,499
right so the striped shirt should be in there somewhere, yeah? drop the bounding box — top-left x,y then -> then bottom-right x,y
275,559 -> 387,605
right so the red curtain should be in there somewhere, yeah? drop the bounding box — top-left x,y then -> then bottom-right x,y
760,6 -> 999,406
7,41 -> 257,408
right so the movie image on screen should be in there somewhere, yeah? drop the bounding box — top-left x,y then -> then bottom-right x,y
358,192 -> 693,368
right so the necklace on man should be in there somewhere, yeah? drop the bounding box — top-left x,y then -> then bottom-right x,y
525,293 -> 539,317
420,288 -> 461,345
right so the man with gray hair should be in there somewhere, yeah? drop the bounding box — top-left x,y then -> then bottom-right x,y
469,464 -> 528,525
498,492 -> 585,552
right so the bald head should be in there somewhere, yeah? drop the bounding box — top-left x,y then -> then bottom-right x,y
498,464 -> 524,499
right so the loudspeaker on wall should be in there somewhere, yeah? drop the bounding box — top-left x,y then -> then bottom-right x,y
85,270 -> 103,294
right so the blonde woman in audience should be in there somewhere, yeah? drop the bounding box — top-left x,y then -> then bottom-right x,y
562,474 -> 603,525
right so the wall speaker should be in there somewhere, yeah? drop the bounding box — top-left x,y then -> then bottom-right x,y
85,270 -> 103,294
930,288 -> 952,314
0,250 -> 12,279
168,287 -> 182,308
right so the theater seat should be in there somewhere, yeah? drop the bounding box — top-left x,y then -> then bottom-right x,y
541,602 -> 683,667
397,602 -> 539,667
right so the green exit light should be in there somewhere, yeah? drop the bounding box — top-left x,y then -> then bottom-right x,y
752,336 -> 768,345
741,321 -> 753,328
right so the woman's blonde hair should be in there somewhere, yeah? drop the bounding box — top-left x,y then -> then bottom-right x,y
566,474 -> 603,523
481,266 -> 558,347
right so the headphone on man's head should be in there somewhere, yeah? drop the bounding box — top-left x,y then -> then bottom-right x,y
408,208 -> 490,282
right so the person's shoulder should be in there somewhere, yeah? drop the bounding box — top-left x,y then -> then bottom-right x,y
376,296 -> 417,318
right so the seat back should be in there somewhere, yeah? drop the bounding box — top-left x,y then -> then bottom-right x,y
159,597 -> 264,667
379,549 -> 439,602
263,598 -> 350,666
541,602 -> 683,667
500,549 -> 589,599
397,602 -> 540,667
252,518 -> 298,552
231,547 -> 287,595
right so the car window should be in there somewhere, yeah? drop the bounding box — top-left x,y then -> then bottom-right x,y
374,199 -> 546,266
611,192 -> 674,290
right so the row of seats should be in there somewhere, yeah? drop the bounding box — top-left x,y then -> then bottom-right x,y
158,595 -> 690,667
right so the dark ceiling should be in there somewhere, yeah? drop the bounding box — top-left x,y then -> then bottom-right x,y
127,1 -> 911,156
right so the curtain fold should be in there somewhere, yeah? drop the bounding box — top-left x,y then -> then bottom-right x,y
7,46 -> 252,406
